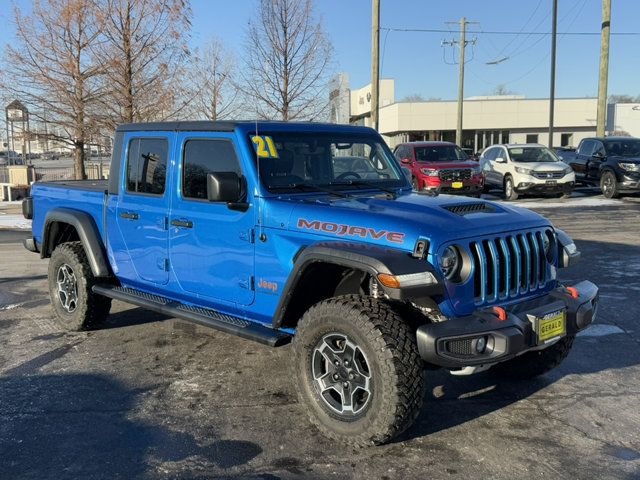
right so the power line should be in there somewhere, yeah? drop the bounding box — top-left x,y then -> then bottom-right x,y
381,27 -> 639,36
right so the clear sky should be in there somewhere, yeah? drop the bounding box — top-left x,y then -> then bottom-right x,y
3,0 -> 640,101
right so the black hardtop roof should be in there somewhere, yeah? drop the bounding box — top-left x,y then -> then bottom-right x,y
115,120 -> 376,134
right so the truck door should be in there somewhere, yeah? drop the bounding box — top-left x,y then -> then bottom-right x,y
169,133 -> 255,306
587,141 -> 606,179
115,133 -> 172,285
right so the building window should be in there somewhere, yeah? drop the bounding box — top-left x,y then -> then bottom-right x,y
526,134 -> 539,144
501,131 -> 510,144
561,133 -> 573,147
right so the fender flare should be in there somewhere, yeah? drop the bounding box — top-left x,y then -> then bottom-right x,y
272,242 -> 443,329
41,208 -> 110,277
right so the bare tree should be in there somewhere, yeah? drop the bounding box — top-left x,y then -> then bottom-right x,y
6,0 -> 104,179
493,84 -> 515,96
95,0 -> 192,126
186,38 -> 242,121
401,93 -> 426,102
242,0 -> 333,120
608,94 -> 640,104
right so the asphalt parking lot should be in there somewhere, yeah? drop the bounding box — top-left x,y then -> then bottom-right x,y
1,191 -> 640,480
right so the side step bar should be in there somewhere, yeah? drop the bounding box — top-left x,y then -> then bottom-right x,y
92,285 -> 291,347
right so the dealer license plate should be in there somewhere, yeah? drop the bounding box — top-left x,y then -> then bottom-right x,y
536,310 -> 566,343
452,181 -> 463,189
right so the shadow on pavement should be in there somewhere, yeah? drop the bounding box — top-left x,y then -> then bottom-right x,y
0,373 -> 263,479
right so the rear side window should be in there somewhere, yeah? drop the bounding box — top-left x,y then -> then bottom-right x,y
482,147 -> 497,161
182,139 -> 241,200
126,137 -> 168,195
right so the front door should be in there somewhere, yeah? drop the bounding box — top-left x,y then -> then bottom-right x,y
115,134 -> 171,285
169,133 -> 255,306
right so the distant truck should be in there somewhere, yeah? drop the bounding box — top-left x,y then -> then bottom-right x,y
22,121 -> 598,446
568,136 -> 640,198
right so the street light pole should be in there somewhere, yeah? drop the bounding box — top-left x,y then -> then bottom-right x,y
548,0 -> 558,148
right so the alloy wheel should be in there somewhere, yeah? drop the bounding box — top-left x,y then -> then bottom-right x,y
56,264 -> 78,313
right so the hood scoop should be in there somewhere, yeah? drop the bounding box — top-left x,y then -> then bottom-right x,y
443,203 -> 496,216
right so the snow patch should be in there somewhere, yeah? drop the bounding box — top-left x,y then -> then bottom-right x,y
0,303 -> 23,311
498,197 -> 624,209
0,215 -> 31,230
577,324 -> 625,337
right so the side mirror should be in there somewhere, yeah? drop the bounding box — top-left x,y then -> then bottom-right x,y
401,158 -> 411,164
495,157 -> 506,163
206,172 -> 243,203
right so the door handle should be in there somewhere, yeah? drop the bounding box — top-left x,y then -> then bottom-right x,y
119,212 -> 139,220
171,219 -> 193,229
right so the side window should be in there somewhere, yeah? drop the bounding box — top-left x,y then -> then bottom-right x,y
126,137 -> 168,195
182,139 -> 241,200
578,140 -> 594,156
499,147 -> 509,161
483,147 -> 496,161
593,141 -> 606,157
393,146 -> 403,161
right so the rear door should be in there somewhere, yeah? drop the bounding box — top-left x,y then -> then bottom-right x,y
169,133 -> 255,306
115,133 -> 172,285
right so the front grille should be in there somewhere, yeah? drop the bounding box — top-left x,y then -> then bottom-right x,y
439,168 -> 472,182
468,230 -> 550,305
532,170 -> 564,180
444,203 -> 496,216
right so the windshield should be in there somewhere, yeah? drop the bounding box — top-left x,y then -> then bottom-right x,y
415,145 -> 468,162
250,133 -> 405,193
508,146 -> 560,163
605,139 -> 640,157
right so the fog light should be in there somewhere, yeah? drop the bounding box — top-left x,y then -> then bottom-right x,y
473,336 -> 487,354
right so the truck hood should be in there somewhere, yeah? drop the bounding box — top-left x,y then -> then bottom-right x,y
263,191 -> 551,254
515,161 -> 569,171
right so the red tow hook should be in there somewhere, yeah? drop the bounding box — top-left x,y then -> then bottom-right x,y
492,306 -> 508,321
565,286 -> 579,299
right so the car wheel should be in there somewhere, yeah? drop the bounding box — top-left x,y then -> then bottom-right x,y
48,241 -> 112,331
491,335 -> 574,380
504,175 -> 519,201
411,177 -> 419,191
293,295 -> 424,447
600,171 -> 619,199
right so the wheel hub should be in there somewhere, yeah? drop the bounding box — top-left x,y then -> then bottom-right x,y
311,333 -> 372,416
56,264 -> 78,313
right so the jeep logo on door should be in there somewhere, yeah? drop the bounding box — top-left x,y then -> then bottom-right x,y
297,218 -> 405,244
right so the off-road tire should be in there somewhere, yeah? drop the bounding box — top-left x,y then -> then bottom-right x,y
293,295 -> 424,447
491,335 -> 575,380
48,241 -> 112,331
600,170 -> 620,199
504,175 -> 519,201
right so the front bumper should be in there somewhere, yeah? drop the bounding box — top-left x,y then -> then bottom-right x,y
416,280 -> 598,368
517,181 -> 574,193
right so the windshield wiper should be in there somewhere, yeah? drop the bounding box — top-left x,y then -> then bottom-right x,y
271,182 -> 348,198
330,179 -> 399,198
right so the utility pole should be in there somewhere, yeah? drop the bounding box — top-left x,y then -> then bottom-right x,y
371,0 -> 380,131
443,18 -> 477,146
596,0 -> 611,137
548,0 -> 558,148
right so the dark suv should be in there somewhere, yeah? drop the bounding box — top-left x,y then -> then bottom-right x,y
569,136 -> 640,198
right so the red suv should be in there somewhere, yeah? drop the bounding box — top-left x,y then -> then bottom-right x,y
393,141 -> 484,195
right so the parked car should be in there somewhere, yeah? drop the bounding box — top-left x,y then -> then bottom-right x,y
554,146 -> 576,163
480,143 -> 575,200
393,141 -> 484,195
22,121 -> 597,446
462,147 -> 479,161
568,136 -> 640,198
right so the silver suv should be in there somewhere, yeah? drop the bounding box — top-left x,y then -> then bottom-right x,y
480,143 -> 575,200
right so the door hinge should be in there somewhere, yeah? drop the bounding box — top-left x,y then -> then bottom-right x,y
164,217 -> 169,230
164,258 -> 170,271
250,229 -> 256,244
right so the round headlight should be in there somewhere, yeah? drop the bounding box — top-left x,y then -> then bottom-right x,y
543,231 -> 556,262
439,246 -> 461,280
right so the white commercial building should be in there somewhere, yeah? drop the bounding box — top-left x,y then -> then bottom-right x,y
338,77 -> 640,152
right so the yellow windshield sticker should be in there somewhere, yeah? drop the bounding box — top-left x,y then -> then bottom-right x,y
252,135 -> 279,158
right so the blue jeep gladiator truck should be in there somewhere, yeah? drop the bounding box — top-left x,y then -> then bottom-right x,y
22,121 -> 598,446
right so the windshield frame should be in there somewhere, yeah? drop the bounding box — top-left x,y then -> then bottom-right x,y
247,131 -> 409,195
